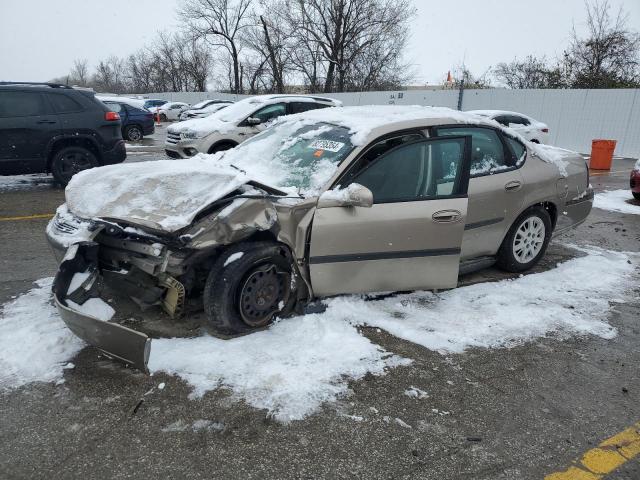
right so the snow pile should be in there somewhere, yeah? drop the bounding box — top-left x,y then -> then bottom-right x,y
337,247 -> 633,352
594,190 -> 640,215
1,247 -> 636,421
65,158 -> 248,231
149,247 -> 635,420
0,278 -> 84,390
149,313 -> 410,422
67,298 -> 115,322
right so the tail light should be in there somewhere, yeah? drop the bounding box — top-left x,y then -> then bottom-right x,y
105,111 -> 120,121
541,128 -> 549,133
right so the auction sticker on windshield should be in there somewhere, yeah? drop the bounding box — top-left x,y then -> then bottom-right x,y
307,139 -> 345,152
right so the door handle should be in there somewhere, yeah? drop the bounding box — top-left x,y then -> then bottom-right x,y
36,119 -> 57,124
505,180 -> 522,192
432,209 -> 462,223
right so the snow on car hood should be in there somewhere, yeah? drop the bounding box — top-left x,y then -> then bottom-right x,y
65,158 -> 250,232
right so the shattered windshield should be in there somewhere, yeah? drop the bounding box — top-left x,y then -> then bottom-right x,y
220,122 -> 354,195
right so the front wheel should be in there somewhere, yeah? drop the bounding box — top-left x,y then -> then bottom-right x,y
203,242 -> 296,335
51,146 -> 99,186
496,206 -> 552,273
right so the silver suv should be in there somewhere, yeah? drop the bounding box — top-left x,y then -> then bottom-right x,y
165,94 -> 341,158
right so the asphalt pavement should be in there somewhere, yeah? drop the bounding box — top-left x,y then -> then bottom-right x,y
0,131 -> 639,480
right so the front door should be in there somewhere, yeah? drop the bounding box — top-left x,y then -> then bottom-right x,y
309,136 -> 471,296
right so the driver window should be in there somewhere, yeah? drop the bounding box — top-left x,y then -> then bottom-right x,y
252,103 -> 286,123
350,138 -> 466,204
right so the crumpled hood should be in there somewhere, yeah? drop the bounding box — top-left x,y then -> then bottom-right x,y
65,157 -> 250,232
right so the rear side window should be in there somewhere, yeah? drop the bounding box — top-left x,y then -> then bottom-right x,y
289,102 -> 318,114
510,115 -> 530,126
505,136 -> 526,165
105,102 -> 123,113
47,93 -> 83,113
436,126 -> 510,176
0,91 -> 46,117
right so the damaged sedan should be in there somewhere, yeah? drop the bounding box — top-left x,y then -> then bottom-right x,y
46,106 -> 594,372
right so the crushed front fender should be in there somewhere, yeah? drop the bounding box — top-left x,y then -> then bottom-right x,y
52,241 -> 151,373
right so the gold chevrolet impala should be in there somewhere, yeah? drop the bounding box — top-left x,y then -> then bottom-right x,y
46,106 -> 593,372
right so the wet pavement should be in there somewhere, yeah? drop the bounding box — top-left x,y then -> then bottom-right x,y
0,138 -> 639,479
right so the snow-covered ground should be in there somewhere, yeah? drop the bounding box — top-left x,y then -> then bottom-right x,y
0,278 -> 83,390
0,247 -> 637,421
594,189 -> 640,215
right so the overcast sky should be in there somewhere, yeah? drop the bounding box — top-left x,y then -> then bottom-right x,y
1,0 -> 639,85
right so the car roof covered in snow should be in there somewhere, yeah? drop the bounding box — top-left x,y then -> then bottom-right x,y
273,105 -> 503,146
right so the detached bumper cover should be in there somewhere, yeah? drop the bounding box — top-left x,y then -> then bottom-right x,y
52,241 -> 151,373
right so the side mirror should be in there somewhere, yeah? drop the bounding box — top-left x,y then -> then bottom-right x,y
317,183 -> 373,209
246,117 -> 262,126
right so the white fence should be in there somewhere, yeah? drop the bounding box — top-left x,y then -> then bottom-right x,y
142,88 -> 640,157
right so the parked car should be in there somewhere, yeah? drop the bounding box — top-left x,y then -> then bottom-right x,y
149,102 -> 190,121
143,99 -> 168,111
46,105 -> 593,372
102,101 -> 155,141
0,82 -> 126,185
467,110 -> 550,144
178,101 -> 233,120
96,95 -> 146,110
165,94 -> 342,158
631,159 -> 640,200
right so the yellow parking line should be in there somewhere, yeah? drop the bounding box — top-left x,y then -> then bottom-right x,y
589,170 -> 629,176
0,213 -> 54,222
545,421 -> 640,479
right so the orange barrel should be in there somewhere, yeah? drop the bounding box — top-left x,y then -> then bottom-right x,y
589,139 -> 617,170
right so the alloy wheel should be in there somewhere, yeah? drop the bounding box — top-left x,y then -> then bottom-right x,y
512,216 -> 546,264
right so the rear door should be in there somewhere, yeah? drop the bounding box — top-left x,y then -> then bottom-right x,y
309,136 -> 471,296
0,90 -> 58,174
433,126 -> 525,260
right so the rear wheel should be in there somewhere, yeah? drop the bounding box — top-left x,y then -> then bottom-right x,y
51,146 -> 99,186
633,192 -> 640,200
160,113 -> 168,122
124,125 -> 143,141
496,206 -> 552,273
203,242 -> 296,335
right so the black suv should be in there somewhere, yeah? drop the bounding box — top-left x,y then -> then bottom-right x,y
0,82 -> 126,185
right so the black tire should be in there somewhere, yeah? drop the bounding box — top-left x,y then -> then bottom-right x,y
208,142 -> 236,154
51,146 -> 99,186
203,242 -> 296,335
633,192 -> 640,201
124,124 -> 143,141
496,206 -> 552,273
160,113 -> 168,122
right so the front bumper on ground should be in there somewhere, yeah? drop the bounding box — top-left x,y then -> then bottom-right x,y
52,241 -> 151,373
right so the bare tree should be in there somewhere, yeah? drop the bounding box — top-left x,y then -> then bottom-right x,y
563,0 -> 640,88
70,59 -> 89,86
179,0 -> 253,94
494,55 -> 565,89
287,0 -> 415,92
